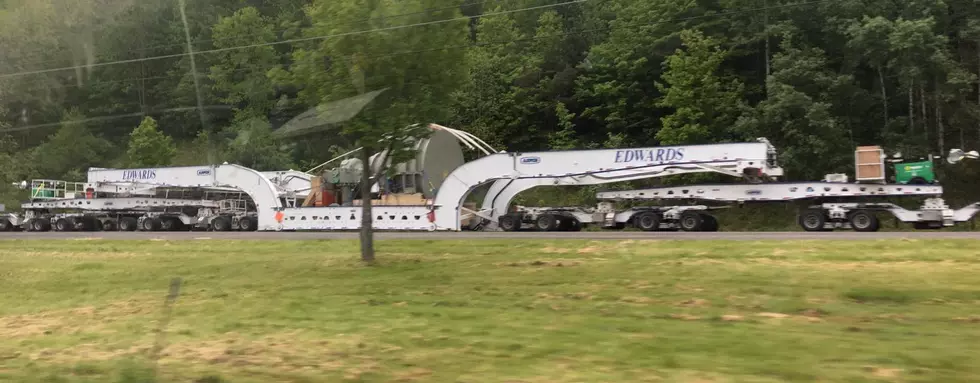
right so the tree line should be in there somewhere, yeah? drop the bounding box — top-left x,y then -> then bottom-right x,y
1,0 -> 980,206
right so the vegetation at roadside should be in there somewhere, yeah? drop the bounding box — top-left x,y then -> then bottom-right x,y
1,239 -> 980,382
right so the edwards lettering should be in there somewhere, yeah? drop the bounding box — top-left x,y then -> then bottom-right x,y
122,169 -> 157,180
614,148 -> 686,163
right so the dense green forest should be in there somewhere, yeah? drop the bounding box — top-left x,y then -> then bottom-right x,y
2,0 -> 980,206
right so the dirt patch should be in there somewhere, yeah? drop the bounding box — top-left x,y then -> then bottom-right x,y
577,247 -> 600,254
771,249 -> 789,256
863,366 -> 902,379
952,316 -> 980,323
756,312 -> 791,319
18,251 -> 146,259
497,260 -> 582,267
163,332 -> 378,374
678,298 -> 709,307
0,298 -> 159,339
393,367 -> 434,382
720,315 -> 744,322
619,296 -> 657,304
29,343 -> 151,363
540,247 -> 571,254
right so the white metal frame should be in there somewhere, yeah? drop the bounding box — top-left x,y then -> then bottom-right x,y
446,139 -> 783,230
595,182 -> 944,202
22,198 -> 221,211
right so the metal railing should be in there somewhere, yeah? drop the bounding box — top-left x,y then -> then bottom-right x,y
29,179 -> 87,200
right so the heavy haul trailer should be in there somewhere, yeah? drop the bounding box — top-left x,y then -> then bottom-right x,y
495,145 -> 979,232
587,146 -> 980,232
467,138 -> 784,232
0,179 -> 262,232
38,133 -> 781,232
9,122 -> 971,233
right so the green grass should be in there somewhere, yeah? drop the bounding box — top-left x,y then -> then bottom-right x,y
2,238 -> 980,382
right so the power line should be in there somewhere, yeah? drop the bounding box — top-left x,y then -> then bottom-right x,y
0,106 -> 234,134
3,0 -> 518,70
0,0 -> 589,80
14,0 -> 832,96
3,0 -> 834,134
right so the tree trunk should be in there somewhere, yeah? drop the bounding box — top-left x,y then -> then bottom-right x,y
878,67 -> 888,136
763,0 -> 770,79
935,77 -> 944,156
359,148 -> 375,263
920,84 -> 928,146
908,84 -> 914,155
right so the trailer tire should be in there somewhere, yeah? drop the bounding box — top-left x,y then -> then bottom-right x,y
31,219 -> 50,232
212,216 -> 232,232
679,211 -> 704,232
848,210 -> 879,232
634,212 -> 661,231
700,214 -> 719,232
161,217 -> 184,231
0,219 -> 11,232
559,217 -> 582,232
142,217 -> 162,232
239,216 -> 256,231
535,214 -> 559,231
498,215 -> 520,232
55,218 -> 73,232
102,220 -> 118,232
119,217 -> 138,232
88,218 -> 103,232
798,209 -> 827,232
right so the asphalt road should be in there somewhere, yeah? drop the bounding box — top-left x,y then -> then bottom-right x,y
1,231 -> 980,241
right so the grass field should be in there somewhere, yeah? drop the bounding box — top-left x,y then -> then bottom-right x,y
2,238 -> 980,382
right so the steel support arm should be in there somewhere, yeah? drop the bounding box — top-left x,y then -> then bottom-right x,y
435,140 -> 782,230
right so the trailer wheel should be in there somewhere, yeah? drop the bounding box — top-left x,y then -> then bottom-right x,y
535,214 -> 559,231
498,214 -> 520,232
238,216 -> 256,231
634,212 -> 661,231
798,209 -> 827,232
55,218 -> 73,232
212,216 -> 232,232
700,214 -> 719,232
679,211 -> 704,232
142,217 -> 162,232
161,217 -> 184,231
119,217 -> 138,232
102,220 -> 118,232
31,219 -> 51,232
0,219 -> 11,232
88,218 -> 103,232
558,217 -> 582,232
848,210 -> 879,232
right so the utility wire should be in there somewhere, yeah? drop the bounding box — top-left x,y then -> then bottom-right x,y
14,0 -> 832,94
3,0 -> 519,70
3,0 -> 834,134
0,0 -> 589,80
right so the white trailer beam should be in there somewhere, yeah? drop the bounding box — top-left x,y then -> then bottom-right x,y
476,140 -> 782,228
438,140 -> 782,231
88,164 -> 283,230
595,182 -> 943,202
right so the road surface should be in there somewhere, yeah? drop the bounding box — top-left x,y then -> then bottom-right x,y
1,231 -> 979,241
